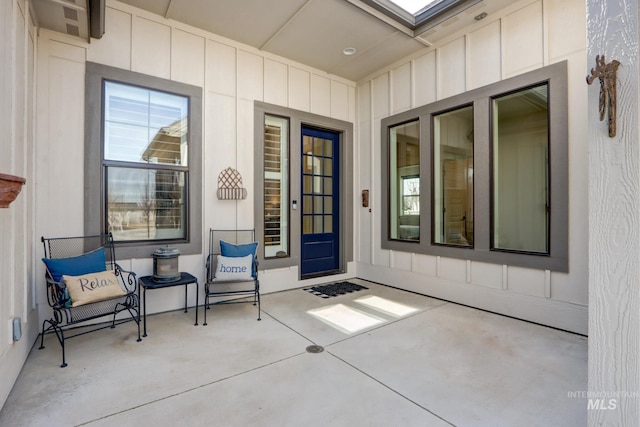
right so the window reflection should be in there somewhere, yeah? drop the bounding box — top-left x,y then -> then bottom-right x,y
389,120 -> 420,241
492,84 -> 549,253
107,167 -> 186,240
433,105 -> 474,247
104,82 -> 188,242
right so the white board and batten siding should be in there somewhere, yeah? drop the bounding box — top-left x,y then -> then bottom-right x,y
356,0 -> 588,335
35,0 -> 356,315
0,0 -> 38,410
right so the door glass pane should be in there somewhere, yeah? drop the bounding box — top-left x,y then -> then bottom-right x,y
107,166 -> 186,241
313,138 -> 323,156
324,196 -> 332,214
433,105 -> 473,247
324,178 -> 333,195
492,84 -> 549,253
324,139 -> 333,157
303,195 -> 312,214
303,176 -> 313,194
302,136 -> 312,154
314,196 -> 323,214
264,115 -> 289,258
324,158 -> 332,176
303,216 -> 312,234
324,215 -> 333,233
389,120 -> 420,241
314,216 -> 323,233
303,155 -> 313,174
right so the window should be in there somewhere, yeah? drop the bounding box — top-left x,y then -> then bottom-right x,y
85,62 -> 202,259
104,82 -> 188,242
264,115 -> 290,258
389,120 -> 420,241
492,84 -> 549,254
381,61 -> 568,271
302,131 -> 337,237
433,105 -> 473,247
402,176 -> 420,215
389,0 -> 440,14
361,0 -> 470,30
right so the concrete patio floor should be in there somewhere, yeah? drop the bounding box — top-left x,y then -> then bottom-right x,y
0,279 -> 587,426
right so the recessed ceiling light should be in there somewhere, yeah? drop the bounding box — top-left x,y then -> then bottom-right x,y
343,47 -> 357,56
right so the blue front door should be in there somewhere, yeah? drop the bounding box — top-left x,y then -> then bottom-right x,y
301,127 -> 339,277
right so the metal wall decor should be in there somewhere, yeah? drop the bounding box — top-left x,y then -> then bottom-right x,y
216,166 -> 247,200
587,55 -> 621,137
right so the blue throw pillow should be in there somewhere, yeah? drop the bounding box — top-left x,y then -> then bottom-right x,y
42,247 -> 107,283
219,240 -> 259,277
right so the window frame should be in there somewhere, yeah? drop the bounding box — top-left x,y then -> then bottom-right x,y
381,61 -> 568,272
85,62 -> 203,258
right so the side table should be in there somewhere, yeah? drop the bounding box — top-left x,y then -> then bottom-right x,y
138,272 -> 199,337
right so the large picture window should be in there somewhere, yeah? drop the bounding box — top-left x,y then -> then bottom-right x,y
85,62 -> 202,259
381,61 -> 568,271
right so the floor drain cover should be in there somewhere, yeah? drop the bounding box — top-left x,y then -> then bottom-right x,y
306,345 -> 324,354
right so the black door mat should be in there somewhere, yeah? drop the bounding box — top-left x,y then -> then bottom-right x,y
304,281 -> 368,299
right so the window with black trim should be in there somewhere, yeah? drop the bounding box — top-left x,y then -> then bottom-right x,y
381,61 -> 568,272
85,62 -> 202,259
492,84 -> 549,254
433,104 -> 473,247
389,120 -> 420,242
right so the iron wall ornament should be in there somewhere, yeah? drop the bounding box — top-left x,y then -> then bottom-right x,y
586,55 -> 621,137
216,166 -> 247,200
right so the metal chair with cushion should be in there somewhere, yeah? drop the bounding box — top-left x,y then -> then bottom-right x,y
203,229 -> 261,325
39,232 -> 141,367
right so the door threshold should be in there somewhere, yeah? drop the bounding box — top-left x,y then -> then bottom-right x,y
300,269 -> 344,280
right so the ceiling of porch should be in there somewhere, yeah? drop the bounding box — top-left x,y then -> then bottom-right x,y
33,0 -> 513,81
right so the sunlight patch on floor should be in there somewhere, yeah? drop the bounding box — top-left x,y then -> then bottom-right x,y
307,303 -> 385,334
354,295 -> 418,318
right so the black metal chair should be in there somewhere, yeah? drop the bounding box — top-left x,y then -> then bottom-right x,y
39,233 -> 141,367
203,229 -> 260,325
